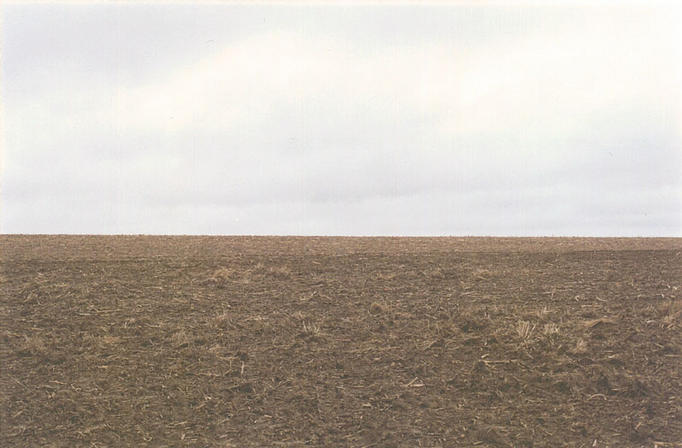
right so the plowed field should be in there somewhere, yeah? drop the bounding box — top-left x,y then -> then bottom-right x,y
1,236 -> 681,447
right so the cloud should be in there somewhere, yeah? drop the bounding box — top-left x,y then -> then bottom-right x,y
1,3 -> 680,235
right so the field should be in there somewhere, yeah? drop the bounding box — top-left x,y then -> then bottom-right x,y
1,235 -> 681,447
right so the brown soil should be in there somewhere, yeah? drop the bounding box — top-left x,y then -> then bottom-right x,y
1,235 -> 681,447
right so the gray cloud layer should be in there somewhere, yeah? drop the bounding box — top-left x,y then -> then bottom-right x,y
1,3 -> 680,235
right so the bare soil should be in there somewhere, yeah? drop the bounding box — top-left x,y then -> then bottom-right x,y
1,236 -> 681,447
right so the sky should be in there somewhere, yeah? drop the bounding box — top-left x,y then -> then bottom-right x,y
1,1 -> 680,236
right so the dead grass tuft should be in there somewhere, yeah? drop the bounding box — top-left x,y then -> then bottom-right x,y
213,311 -> 233,329
204,266 -> 245,286
583,317 -> 617,329
86,335 -> 122,348
573,338 -> 588,354
208,344 -> 227,357
516,320 -> 536,342
253,262 -> 266,271
434,321 -> 460,338
658,300 -> 681,328
206,267 -> 235,284
213,267 -> 234,279
472,268 -> 493,280
19,335 -> 47,355
542,322 -> 560,336
301,321 -> 321,337
268,265 -> 292,279
424,267 -> 445,279
536,306 -> 552,319
375,272 -> 397,281
171,330 -> 191,348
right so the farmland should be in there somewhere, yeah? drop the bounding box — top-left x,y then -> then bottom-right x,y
1,235 -> 681,447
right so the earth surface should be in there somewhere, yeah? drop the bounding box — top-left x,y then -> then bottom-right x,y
1,235 -> 681,447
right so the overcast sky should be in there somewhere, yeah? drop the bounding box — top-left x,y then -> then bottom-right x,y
1,2 -> 680,236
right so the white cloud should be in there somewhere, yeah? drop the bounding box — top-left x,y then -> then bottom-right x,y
1,3 -> 680,235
